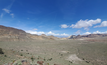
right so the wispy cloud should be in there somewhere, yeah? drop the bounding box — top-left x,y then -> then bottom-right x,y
70,18 -> 101,30
2,8 -> 10,13
10,13 -> 14,18
60,24 -> 69,28
26,30 -> 69,37
75,30 -> 81,34
1,0 -> 15,18
33,28 -> 38,30
94,21 -> 107,28
27,10 -> 41,14
0,13 -> 3,18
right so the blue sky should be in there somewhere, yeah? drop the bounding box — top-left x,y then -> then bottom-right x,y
0,0 -> 107,37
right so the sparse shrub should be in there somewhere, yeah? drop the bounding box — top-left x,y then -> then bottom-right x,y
69,61 -> 72,63
50,58 -> 52,60
86,61 -> 90,63
21,50 -> 23,51
31,56 -> 35,63
48,58 -> 52,61
44,58 -> 46,61
37,56 -> 40,60
0,48 -> 4,54
20,54 -> 23,56
4,55 -> 7,57
61,54 -> 63,56
37,57 -> 39,60
82,58 -> 85,60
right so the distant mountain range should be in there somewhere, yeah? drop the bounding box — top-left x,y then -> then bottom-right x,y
0,25 -> 107,41
0,25 -> 59,41
68,34 -> 107,39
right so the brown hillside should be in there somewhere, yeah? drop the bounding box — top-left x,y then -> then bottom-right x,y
0,25 -> 59,41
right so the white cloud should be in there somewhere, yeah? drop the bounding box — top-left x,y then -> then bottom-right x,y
93,31 -> 101,34
46,31 -> 69,36
10,13 -> 14,18
83,31 -> 107,35
83,32 -> 91,35
93,31 -> 107,34
2,8 -> 10,13
47,31 -> 60,36
26,30 -> 45,35
61,24 -> 69,28
60,33 -> 69,36
1,13 -> 3,18
26,31 -> 69,36
94,21 -> 107,28
70,18 -> 101,30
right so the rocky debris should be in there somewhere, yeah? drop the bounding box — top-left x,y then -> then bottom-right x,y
22,60 -> 30,65
37,61 -> 44,65
0,48 -> 4,54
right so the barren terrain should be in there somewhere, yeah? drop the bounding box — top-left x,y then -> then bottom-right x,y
0,37 -> 107,65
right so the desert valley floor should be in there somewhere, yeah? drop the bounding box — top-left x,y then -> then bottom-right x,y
0,37 -> 107,65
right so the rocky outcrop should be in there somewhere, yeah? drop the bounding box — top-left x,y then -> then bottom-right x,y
68,35 -> 76,39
